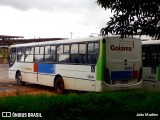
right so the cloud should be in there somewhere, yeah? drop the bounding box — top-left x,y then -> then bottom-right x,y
0,0 -> 113,38
0,0 -> 98,12
0,0 -> 112,28
0,0 -> 33,10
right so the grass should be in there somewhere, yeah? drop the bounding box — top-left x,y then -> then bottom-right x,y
0,90 -> 160,120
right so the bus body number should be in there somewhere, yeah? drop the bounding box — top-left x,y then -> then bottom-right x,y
124,66 -> 132,70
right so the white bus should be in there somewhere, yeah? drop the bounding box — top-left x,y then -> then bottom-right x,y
8,36 -> 142,93
142,40 -> 160,88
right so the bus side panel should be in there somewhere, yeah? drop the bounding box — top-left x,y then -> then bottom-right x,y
37,63 -> 55,86
96,39 -> 106,81
9,62 -> 18,80
9,62 -> 37,83
56,64 -> 76,90
75,65 -> 96,91
23,73 -> 37,84
9,69 -> 16,80
20,63 -> 37,84
38,74 -> 54,86
76,79 -> 96,91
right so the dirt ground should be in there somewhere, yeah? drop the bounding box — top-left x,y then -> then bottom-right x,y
0,64 -> 56,97
0,81 -> 57,97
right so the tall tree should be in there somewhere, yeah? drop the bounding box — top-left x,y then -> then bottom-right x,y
97,0 -> 160,39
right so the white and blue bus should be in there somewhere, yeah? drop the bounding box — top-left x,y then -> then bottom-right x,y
8,36 -> 142,93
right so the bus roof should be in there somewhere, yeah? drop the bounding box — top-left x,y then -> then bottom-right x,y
9,36 -> 102,47
142,40 -> 160,45
9,35 -> 140,48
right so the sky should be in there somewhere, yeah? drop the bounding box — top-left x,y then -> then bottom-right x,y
0,0 -> 113,39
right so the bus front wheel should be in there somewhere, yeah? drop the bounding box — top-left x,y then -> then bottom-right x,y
55,77 -> 64,94
16,72 -> 25,86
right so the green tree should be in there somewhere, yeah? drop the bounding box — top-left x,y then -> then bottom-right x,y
3,48 -> 8,59
97,0 -> 160,39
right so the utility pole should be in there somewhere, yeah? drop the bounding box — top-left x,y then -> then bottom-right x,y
69,32 -> 73,39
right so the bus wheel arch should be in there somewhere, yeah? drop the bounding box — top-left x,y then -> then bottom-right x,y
54,74 -> 65,94
16,71 -> 25,86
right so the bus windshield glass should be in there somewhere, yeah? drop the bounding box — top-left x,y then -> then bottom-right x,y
8,48 -> 16,67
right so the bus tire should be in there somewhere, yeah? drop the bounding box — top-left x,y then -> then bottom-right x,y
55,77 -> 64,94
16,72 -> 25,86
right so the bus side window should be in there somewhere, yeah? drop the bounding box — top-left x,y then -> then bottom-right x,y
45,45 -> 56,63
17,48 -> 21,62
57,45 -> 63,62
45,46 -> 51,63
40,47 -> 44,62
57,45 -> 69,63
17,47 -> 25,62
34,47 -> 44,63
63,45 -> 70,63
95,43 -> 99,54
51,46 -> 56,62
87,42 -> 99,64
70,44 -> 79,63
25,47 -> 33,62
34,47 -> 39,63
79,44 -> 86,64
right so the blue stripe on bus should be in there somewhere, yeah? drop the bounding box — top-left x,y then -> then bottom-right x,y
111,71 -> 132,80
38,63 -> 55,74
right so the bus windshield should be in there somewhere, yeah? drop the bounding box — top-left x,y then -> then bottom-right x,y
142,45 -> 160,67
8,48 -> 16,67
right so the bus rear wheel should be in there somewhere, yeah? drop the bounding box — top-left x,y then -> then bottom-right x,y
16,72 -> 25,86
55,77 -> 64,94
